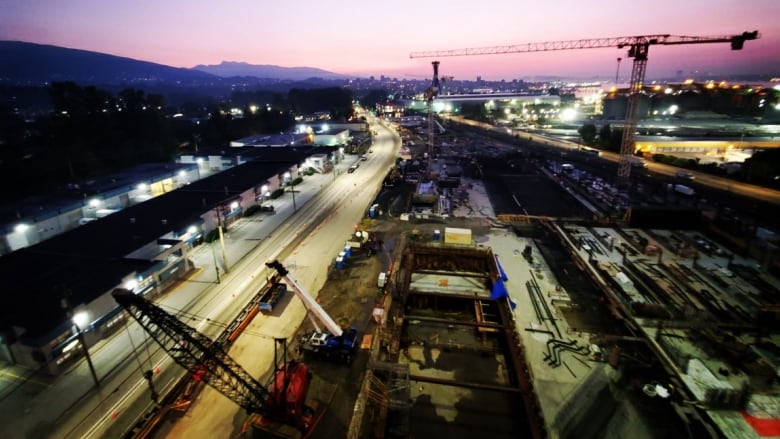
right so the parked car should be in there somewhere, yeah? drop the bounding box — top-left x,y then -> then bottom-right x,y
676,170 -> 695,180
259,204 -> 275,212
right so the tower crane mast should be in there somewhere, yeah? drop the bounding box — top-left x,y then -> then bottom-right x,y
410,31 -> 759,180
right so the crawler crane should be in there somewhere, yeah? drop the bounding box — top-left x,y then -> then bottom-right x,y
111,289 -> 315,437
411,31 -> 759,181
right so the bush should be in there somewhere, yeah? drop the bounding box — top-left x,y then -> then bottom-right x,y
291,176 -> 304,186
244,204 -> 262,216
203,228 -> 219,243
270,188 -> 285,199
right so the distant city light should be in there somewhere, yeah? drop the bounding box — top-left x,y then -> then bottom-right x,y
560,108 -> 577,121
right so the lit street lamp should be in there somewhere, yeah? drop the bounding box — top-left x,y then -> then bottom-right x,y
61,299 -> 100,389
260,184 -> 268,204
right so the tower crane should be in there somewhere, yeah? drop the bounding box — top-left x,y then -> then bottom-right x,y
411,31 -> 759,180
111,288 -> 315,435
425,61 -> 442,173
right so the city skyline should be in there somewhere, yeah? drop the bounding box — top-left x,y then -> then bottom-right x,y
1,0 -> 779,81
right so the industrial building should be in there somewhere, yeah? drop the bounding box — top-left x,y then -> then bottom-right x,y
0,146 -> 338,375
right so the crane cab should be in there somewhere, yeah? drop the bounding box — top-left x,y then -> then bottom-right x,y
308,332 -> 330,347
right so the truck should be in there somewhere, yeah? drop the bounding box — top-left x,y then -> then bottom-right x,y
265,260 -> 360,364
297,327 -> 359,363
258,278 -> 287,313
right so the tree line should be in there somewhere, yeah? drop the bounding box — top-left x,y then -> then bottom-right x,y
0,83 -> 356,203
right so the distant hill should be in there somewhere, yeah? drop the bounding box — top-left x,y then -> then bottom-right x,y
0,41 -> 351,86
192,61 -> 350,80
0,41 -> 215,85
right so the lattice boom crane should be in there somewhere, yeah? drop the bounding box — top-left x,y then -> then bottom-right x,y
410,31 -> 759,180
112,288 -> 313,432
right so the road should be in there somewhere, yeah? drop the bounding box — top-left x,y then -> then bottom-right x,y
0,119 -> 398,439
162,119 -> 400,437
450,115 -> 780,206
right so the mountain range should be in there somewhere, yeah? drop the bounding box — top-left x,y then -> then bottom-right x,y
0,41 -> 351,85
192,61 -> 349,80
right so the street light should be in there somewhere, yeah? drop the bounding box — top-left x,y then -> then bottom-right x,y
284,172 -> 297,212
260,185 -> 268,204
71,310 -> 100,388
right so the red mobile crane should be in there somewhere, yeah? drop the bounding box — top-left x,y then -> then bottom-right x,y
111,288 -> 315,436
410,31 -> 759,181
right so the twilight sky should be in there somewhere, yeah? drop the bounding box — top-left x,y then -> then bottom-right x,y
1,0 -> 778,81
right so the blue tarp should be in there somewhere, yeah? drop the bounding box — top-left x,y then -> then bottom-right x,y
491,276 -> 516,310
495,255 -> 509,281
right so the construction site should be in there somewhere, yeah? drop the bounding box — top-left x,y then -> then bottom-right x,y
92,30 -> 780,439
116,113 -> 780,439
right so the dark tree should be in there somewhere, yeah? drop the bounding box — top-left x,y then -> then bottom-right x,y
578,123 -> 597,146
287,87 -> 353,120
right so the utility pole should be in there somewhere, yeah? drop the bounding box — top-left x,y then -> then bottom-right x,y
210,240 -> 221,284
61,293 -> 100,388
215,207 -> 229,274
290,182 -> 297,212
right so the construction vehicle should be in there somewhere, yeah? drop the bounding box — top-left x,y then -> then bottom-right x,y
111,288 -> 315,437
265,260 -> 359,364
259,273 -> 288,313
411,31 -> 759,181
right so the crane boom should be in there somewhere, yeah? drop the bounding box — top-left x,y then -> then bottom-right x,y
409,32 -> 759,58
265,260 -> 343,337
112,288 -> 271,414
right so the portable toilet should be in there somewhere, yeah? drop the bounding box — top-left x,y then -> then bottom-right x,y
336,256 -> 345,269
343,246 -> 352,257
433,229 -> 441,241
338,251 -> 347,262
377,272 -> 387,288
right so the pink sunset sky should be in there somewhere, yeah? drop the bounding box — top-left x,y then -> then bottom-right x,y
2,0 -> 778,81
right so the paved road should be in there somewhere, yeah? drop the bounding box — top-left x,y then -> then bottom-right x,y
162,120 -> 400,437
450,115 -> 780,206
0,121 -> 399,439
